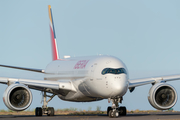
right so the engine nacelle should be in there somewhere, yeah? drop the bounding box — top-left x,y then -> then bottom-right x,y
148,83 -> 177,110
3,83 -> 32,111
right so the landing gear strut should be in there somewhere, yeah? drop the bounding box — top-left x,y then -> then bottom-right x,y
35,91 -> 56,116
107,97 -> 126,118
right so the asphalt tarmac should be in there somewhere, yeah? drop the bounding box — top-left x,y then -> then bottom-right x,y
0,112 -> 180,120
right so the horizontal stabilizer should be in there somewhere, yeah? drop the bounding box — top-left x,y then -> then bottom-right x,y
0,64 -> 44,73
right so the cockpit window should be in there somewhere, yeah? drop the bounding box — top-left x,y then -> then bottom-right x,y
101,68 -> 127,75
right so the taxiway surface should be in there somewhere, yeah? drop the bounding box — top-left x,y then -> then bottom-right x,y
0,112 -> 180,120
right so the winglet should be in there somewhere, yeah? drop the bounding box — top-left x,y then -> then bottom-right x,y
48,5 -> 59,61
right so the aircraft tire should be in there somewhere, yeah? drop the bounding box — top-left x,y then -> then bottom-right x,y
107,107 -> 112,116
47,107 -> 54,116
109,110 -> 113,118
109,110 -> 119,118
113,110 -> 119,118
35,107 -> 42,116
118,106 -> 126,116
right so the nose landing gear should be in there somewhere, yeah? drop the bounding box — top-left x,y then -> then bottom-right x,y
107,97 -> 126,118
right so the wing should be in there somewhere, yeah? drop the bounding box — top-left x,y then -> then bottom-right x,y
0,77 -> 76,95
129,74 -> 180,88
0,64 -> 44,73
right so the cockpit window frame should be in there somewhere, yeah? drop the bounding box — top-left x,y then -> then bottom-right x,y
101,68 -> 127,75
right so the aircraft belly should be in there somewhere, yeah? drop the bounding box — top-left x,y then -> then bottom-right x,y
58,90 -> 102,102
56,78 -> 102,102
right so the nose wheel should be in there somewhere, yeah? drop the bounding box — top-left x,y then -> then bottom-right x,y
107,106 -> 126,118
118,106 -> 126,116
107,97 -> 127,118
108,110 -> 119,118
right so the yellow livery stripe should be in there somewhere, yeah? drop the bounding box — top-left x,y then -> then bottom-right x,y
48,5 -> 53,25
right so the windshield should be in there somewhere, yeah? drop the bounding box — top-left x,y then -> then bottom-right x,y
101,68 -> 127,75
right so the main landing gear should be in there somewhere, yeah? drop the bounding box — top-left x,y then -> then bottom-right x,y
35,91 -> 56,116
107,97 -> 126,118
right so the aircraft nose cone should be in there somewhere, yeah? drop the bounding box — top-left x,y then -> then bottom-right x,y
111,75 -> 128,97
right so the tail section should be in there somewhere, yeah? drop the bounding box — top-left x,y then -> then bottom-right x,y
48,5 -> 59,60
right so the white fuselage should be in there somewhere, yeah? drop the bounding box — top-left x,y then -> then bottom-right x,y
44,55 -> 129,102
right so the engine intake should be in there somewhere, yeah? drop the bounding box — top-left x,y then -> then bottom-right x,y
3,83 -> 32,111
148,83 -> 177,110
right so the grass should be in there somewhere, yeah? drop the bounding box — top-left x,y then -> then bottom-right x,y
96,106 -> 101,111
0,107 -> 178,115
127,109 -> 176,114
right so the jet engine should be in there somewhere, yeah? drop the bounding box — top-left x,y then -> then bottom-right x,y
148,83 -> 177,110
3,83 -> 32,111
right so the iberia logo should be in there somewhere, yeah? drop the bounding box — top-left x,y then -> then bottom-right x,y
74,60 -> 89,69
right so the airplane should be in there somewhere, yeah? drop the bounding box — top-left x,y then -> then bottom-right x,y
0,5 -> 180,118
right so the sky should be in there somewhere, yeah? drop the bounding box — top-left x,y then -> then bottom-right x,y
0,0 -> 180,111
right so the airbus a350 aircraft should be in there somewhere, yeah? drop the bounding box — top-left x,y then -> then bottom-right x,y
0,5 -> 180,118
